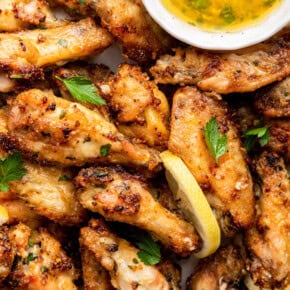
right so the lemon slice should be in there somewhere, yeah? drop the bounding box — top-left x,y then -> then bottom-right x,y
0,205 -> 9,226
160,150 -> 220,258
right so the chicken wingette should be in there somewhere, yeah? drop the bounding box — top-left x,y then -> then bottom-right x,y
76,166 -> 200,256
80,219 -> 170,290
1,89 -> 161,171
150,29 -> 290,94
0,18 -> 113,80
246,151 -> 290,289
187,245 -> 245,290
254,76 -> 290,118
100,64 -> 170,149
169,86 -> 254,236
0,0 -> 66,32
80,247 -> 114,290
6,223 -> 78,290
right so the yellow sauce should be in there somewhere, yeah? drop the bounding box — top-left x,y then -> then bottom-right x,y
161,0 -> 282,31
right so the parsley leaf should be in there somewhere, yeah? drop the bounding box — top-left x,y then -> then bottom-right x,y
0,152 -> 27,192
203,117 -> 228,164
100,144 -> 111,157
220,5 -> 235,24
26,253 -> 38,264
134,233 -> 161,265
55,76 -> 106,106
243,125 -> 270,152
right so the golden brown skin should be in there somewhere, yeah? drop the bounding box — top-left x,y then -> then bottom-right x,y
0,0 -> 66,32
169,86 -> 254,236
76,166 -> 200,256
254,77 -> 290,118
187,245 -> 245,290
80,247 -> 113,290
1,89 -> 161,171
157,259 -> 181,290
0,18 -> 113,79
6,223 -> 78,290
101,64 -> 170,150
246,151 -> 290,289
80,219 -> 170,290
150,30 -> 290,94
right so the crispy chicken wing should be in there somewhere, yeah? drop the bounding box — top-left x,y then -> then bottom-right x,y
157,259 -> 181,290
246,151 -> 290,289
80,247 -> 113,290
80,219 -> 170,290
0,0 -> 66,32
187,245 -> 245,290
254,77 -> 290,118
76,166 -> 200,256
1,89 -> 161,171
100,64 -> 170,149
169,86 -> 254,236
150,30 -> 290,94
0,18 -> 113,80
6,223 -> 78,290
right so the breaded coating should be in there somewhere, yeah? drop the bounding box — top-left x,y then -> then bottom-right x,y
80,247 -> 113,290
254,77 -> 290,118
0,18 -> 113,79
187,245 -> 245,290
88,0 -> 175,63
157,259 -> 181,290
150,30 -> 290,94
169,87 -> 254,236
0,0 -> 66,32
1,89 -> 161,171
0,226 -> 15,282
246,151 -> 290,289
76,166 -> 200,256
80,219 -> 170,290
101,64 -> 170,149
7,223 -> 78,290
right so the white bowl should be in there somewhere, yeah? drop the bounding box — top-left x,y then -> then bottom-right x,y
142,0 -> 290,50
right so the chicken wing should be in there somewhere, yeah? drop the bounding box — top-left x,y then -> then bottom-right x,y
100,64 -> 170,150
254,76 -> 290,118
6,223 -> 78,290
1,89 -> 161,171
76,166 -> 200,256
80,247 -> 113,290
246,151 -> 290,289
80,219 -> 170,290
169,86 -> 254,236
187,245 -> 245,290
157,259 -> 181,290
0,18 -> 113,80
0,0 -> 66,32
150,30 -> 290,94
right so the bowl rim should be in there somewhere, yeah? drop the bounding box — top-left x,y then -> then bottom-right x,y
142,0 -> 290,50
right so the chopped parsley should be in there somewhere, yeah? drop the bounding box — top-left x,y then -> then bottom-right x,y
243,125 -> 271,152
100,144 -> 111,157
55,76 -> 106,106
203,117 -> 228,164
10,74 -> 23,79
58,175 -> 70,181
220,5 -> 235,24
26,253 -> 38,264
0,152 -> 27,192
41,266 -> 49,273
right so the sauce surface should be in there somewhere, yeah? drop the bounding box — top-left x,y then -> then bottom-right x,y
161,0 -> 282,31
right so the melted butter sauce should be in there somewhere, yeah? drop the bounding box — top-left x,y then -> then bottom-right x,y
161,0 -> 282,31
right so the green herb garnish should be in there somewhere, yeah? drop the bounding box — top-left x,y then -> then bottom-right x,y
0,152 -> 27,192
41,266 -> 49,273
10,74 -> 23,79
220,5 -> 235,24
100,144 -> 111,157
188,0 -> 211,10
26,253 -> 38,264
203,117 -> 228,164
58,175 -> 70,181
243,125 -> 270,152
55,76 -> 106,106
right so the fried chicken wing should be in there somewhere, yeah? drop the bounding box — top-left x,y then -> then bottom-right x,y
80,247 -> 113,290
169,86 -> 254,236
76,166 -> 200,256
187,245 -> 245,290
0,18 -> 113,80
157,259 -> 181,290
1,89 -> 161,171
6,223 -> 78,290
150,30 -> 290,94
101,64 -> 170,149
254,77 -> 290,118
80,219 -> 170,290
0,0 -> 66,32
246,151 -> 290,289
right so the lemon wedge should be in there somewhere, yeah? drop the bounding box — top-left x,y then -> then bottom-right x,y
0,205 -> 9,226
160,150 -> 220,258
